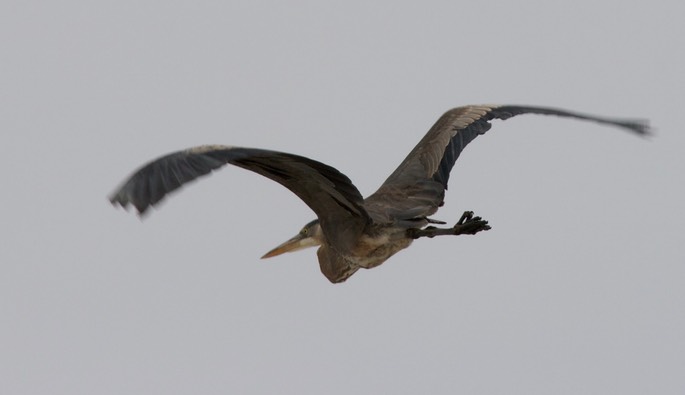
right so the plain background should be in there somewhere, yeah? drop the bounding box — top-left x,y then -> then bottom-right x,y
2,1 -> 683,394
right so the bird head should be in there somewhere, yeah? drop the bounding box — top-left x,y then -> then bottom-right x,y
261,219 -> 323,259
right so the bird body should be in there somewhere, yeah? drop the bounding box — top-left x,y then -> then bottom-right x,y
320,225 -> 414,282
110,104 -> 649,283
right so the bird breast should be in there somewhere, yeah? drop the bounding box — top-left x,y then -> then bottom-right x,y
352,232 -> 413,269
317,228 -> 413,283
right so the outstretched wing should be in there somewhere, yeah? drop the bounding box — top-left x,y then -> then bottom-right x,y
364,105 -> 650,222
110,145 -> 370,253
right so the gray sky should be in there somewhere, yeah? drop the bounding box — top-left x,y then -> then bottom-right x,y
1,1 -> 683,394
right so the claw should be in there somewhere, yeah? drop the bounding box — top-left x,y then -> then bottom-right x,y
457,211 -> 474,225
453,213 -> 491,235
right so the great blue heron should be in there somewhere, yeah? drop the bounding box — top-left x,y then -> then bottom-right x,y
110,105 -> 649,283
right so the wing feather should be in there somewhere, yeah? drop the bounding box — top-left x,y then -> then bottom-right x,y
110,145 -> 369,253
364,104 -> 649,222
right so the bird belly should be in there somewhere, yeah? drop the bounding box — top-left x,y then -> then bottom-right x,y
352,233 -> 413,269
317,229 -> 413,283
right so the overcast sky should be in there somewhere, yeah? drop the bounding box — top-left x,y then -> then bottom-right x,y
1,1 -> 683,394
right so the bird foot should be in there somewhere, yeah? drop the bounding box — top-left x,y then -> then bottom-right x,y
408,211 -> 491,239
453,211 -> 491,235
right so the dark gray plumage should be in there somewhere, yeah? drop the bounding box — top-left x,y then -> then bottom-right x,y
110,104 -> 649,283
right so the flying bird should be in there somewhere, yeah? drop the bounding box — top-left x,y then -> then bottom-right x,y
110,105 -> 649,283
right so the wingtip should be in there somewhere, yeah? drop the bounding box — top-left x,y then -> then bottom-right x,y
628,119 -> 652,137
108,192 -> 126,210
108,192 -> 153,219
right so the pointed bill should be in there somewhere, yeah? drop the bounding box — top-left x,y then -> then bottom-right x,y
261,233 -> 320,259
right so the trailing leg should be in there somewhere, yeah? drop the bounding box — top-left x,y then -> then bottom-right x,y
408,211 -> 491,239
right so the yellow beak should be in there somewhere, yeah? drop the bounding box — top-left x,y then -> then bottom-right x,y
261,233 -> 319,259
